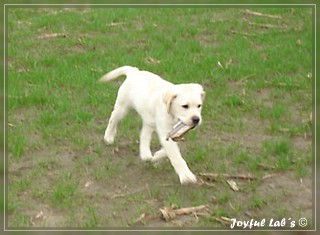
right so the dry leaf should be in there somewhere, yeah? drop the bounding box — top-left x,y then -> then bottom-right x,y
227,180 -> 239,191
35,211 -> 44,219
145,56 -> 160,65
85,181 -> 92,188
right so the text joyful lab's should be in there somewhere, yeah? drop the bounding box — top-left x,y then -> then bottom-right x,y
230,218 -> 297,229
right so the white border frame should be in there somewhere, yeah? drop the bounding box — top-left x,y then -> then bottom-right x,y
3,3 -> 317,232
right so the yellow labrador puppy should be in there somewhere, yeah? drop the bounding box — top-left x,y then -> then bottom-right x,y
99,66 -> 205,184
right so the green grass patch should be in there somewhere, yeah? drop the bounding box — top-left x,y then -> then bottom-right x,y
7,7 -> 313,228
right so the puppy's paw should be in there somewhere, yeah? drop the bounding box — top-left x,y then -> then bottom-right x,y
179,171 -> 197,185
140,149 -> 152,162
140,154 -> 153,162
103,135 -> 114,145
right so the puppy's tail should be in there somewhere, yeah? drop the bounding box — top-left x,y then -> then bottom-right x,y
99,66 -> 139,83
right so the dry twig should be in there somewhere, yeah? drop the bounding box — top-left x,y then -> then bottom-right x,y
199,173 -> 257,181
248,22 -> 287,29
241,9 -> 282,19
107,22 -> 126,26
38,33 -> 68,40
160,205 -> 208,222
174,205 -> 207,216
262,173 -> 278,180
214,216 -> 233,225
197,178 -> 215,187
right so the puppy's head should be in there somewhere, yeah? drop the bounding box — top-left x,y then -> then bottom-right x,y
163,84 -> 205,126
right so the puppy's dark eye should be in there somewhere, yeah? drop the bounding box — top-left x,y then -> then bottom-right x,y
182,104 -> 189,109
198,104 -> 202,108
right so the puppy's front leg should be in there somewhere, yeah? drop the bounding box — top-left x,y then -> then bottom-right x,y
139,123 -> 154,161
160,140 -> 197,184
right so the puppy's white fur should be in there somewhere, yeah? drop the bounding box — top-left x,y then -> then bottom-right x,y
100,66 -> 205,184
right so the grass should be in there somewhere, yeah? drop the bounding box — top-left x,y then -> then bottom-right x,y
6,7 -> 313,228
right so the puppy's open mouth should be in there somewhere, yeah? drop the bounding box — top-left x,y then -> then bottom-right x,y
166,120 -> 196,142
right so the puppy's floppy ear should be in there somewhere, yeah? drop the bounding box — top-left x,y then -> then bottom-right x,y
163,91 -> 177,114
194,84 -> 205,102
201,91 -> 206,102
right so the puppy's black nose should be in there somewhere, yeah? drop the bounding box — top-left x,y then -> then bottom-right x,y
192,116 -> 200,125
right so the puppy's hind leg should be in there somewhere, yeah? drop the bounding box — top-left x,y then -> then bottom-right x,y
139,123 -> 154,161
104,102 -> 129,145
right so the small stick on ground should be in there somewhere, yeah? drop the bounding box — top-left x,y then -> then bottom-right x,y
240,9 -> 282,19
262,173 -> 278,180
248,22 -> 287,29
107,22 -> 126,26
227,180 -> 240,191
38,33 -> 68,40
160,205 -> 208,222
199,173 -> 258,181
174,205 -> 207,216
197,178 -> 215,187
134,213 -> 146,224
213,216 -> 233,225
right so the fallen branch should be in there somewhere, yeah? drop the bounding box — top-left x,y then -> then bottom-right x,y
160,205 -> 208,222
199,173 -> 258,181
241,9 -> 282,19
174,205 -> 207,216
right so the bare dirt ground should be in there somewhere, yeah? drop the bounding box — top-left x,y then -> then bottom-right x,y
8,113 -> 313,228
